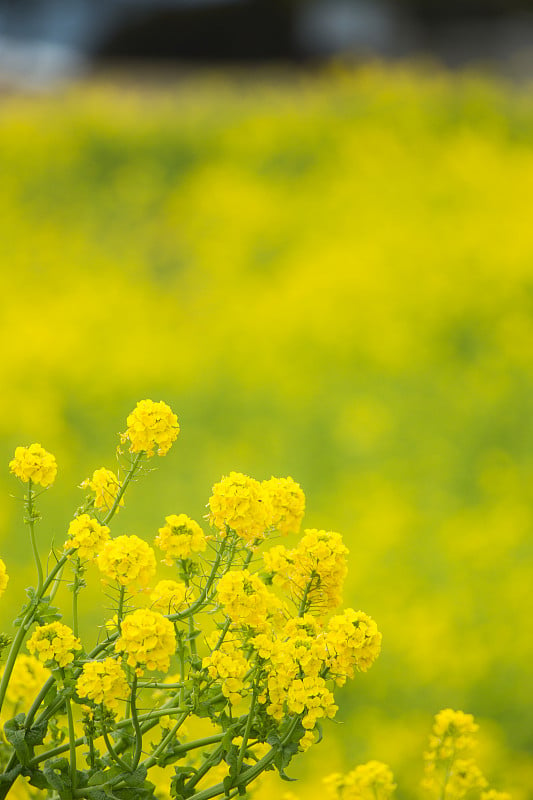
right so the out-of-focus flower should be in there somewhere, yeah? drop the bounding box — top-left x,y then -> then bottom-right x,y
81,468 -> 123,513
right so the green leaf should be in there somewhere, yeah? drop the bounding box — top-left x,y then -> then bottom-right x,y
122,765 -> 148,787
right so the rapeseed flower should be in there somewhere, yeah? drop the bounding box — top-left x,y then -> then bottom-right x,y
209,471 -> 273,546
0,559 -> 8,597
27,622 -> 82,668
81,467 -> 123,513
422,709 -> 483,797
154,513 -> 207,565
115,608 -> 176,674
325,609 -> 382,683
262,476 -> 305,536
202,634 -> 249,705
216,569 -> 281,630
97,534 -> 156,590
2,654 -> 50,709
264,529 -> 349,613
9,444 -> 57,487
64,514 -> 110,561
324,761 -> 396,800
76,657 -> 129,713
150,579 -> 194,614
121,399 -> 179,457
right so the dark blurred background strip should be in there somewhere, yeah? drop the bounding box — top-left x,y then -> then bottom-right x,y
2,0 -> 533,86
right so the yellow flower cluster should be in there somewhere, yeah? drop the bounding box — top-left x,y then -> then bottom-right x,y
263,529 -> 349,612
216,569 -> 281,630
325,609 -> 382,683
115,608 -> 176,674
324,761 -> 396,800
64,514 -> 110,561
209,471 -> 273,545
3,654 -> 50,710
9,444 -> 57,487
154,514 -> 207,565
97,535 -> 156,590
121,399 -> 179,457
253,616 -> 337,729
262,476 -> 305,536
422,709 -> 487,798
202,633 -> 249,705
150,579 -> 194,614
81,467 -> 123,513
27,622 -> 82,668
0,558 -> 8,597
426,708 -> 479,763
76,657 -> 129,712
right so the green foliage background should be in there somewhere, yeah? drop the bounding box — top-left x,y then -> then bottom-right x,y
1,64 -> 532,797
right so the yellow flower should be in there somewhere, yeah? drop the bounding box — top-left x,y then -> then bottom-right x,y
216,569 -> 281,631
0,559 -> 8,597
115,608 -> 176,674
97,534 -> 156,590
202,635 -> 249,706
76,657 -> 129,712
81,467 -> 123,513
325,609 -> 382,683
9,444 -> 57,487
422,709 -> 484,797
262,476 -> 305,536
64,514 -> 110,561
324,761 -> 396,800
121,399 -> 179,457
209,471 -> 273,545
27,622 -> 82,669
3,654 -> 50,710
150,579 -> 194,614
154,514 -> 207,565
264,529 -> 349,614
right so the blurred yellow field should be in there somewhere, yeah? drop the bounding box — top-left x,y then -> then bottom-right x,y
1,64 -> 532,797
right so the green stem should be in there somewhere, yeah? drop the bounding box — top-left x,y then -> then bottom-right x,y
168,538 -> 227,624
102,725 -> 131,772
189,717 -> 301,800
26,479 -> 44,595
184,742 -> 226,792
72,557 -> 82,638
234,689 -> 257,781
298,573 -> 317,616
130,673 -> 143,769
63,671 -> 78,793
102,451 -> 144,525
140,711 -> 189,769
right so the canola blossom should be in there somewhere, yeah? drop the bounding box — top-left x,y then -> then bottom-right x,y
9,444 -> 57,488
154,513 -> 207,564
149,578 -> 194,613
121,398 -> 179,457
76,657 -> 129,712
64,514 -> 110,561
0,403 -> 511,800
0,560 -> 8,598
97,534 -> 157,590
209,470 -> 273,545
2,654 -> 50,710
81,467 -> 124,513
114,607 -> 177,674
262,476 -> 306,536
26,622 -> 82,669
